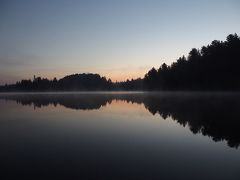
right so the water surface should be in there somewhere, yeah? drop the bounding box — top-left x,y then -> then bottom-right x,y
0,92 -> 240,180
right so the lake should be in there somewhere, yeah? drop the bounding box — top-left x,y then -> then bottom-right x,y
0,92 -> 240,180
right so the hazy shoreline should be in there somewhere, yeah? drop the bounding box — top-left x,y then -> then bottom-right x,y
1,91 -> 240,95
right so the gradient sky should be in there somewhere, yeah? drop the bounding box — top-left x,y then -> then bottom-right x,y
0,0 -> 240,84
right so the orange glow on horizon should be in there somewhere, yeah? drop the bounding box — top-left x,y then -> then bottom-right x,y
34,66 -> 150,83
0,66 -> 152,85
101,66 -> 150,82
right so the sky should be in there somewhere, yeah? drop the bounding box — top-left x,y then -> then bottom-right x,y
0,0 -> 240,84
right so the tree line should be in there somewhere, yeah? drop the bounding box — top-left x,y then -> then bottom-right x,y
0,33 -> 239,91
0,73 -> 113,91
144,33 -> 240,90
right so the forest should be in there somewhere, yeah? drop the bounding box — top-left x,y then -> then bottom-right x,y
144,33 -> 240,90
0,33 -> 239,92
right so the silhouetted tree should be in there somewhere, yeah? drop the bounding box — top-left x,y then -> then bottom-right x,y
114,78 -> 144,90
144,68 -> 158,90
0,73 -> 114,91
1,33 -> 239,92
144,33 -> 240,91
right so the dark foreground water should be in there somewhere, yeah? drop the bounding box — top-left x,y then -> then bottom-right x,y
0,92 -> 240,180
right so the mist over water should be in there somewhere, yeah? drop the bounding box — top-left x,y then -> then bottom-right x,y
0,92 -> 240,180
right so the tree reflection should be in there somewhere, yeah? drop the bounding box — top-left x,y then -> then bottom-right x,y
1,93 -> 240,148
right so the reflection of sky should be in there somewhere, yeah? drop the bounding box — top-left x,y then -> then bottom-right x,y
0,97 -> 240,180
0,0 -> 240,84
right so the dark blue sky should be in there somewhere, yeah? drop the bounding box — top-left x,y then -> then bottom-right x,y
0,0 -> 239,83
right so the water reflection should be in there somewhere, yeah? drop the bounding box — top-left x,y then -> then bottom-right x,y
1,92 -> 240,148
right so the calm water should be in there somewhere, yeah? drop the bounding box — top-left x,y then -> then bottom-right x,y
0,92 -> 240,180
